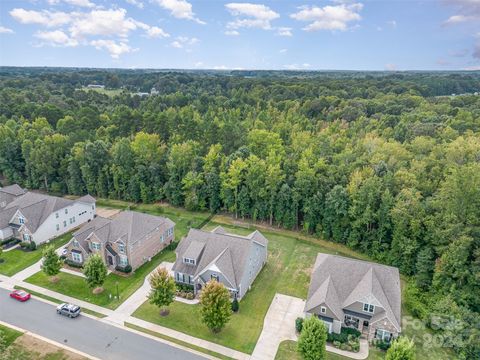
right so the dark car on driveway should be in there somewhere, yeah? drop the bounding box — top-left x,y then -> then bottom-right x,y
56,303 -> 81,318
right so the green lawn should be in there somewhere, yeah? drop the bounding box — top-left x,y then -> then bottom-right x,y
275,340 -> 361,360
133,221 -> 366,354
0,232 -> 73,276
0,324 -> 23,347
26,249 -> 175,310
80,87 -> 124,97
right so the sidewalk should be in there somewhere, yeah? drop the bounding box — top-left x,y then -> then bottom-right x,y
12,243 -> 66,282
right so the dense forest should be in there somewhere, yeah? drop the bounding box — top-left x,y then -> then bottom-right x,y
0,68 -> 479,358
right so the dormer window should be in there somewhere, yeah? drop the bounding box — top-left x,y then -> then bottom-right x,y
320,306 -> 327,314
118,243 -> 125,254
363,303 -> 375,313
19,217 -> 25,224
211,273 -> 219,282
183,257 -> 195,265
73,240 -> 79,247
65,208 -> 68,214
92,242 -> 101,251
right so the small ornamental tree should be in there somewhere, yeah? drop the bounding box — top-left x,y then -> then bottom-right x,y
386,337 -> 416,360
83,254 -> 107,293
200,280 -> 232,333
41,245 -> 62,282
297,316 -> 327,360
231,297 -> 239,313
148,267 -> 176,316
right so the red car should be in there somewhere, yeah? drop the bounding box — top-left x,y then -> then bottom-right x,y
9,290 -> 31,302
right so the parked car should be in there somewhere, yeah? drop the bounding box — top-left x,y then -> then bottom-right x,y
9,290 -> 31,302
56,303 -> 81,318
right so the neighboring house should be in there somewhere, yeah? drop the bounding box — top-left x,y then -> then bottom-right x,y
305,253 -> 401,342
65,211 -> 175,271
0,185 -> 96,245
172,226 -> 268,300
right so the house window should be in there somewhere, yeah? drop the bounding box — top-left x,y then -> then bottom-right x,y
160,234 -> 165,243
176,272 -> 186,283
183,257 -> 195,265
211,273 -> 219,282
23,234 -> 30,241
119,255 -> 128,266
72,252 -> 82,263
320,306 -> 327,314
167,228 -> 173,236
72,216 -> 76,223
118,244 -> 125,254
56,224 -> 60,231
189,275 -> 193,284
55,212 -> 59,218
375,329 -> 392,342
92,205 -> 95,210
65,208 -> 68,214
92,242 -> 101,251
73,240 -> 79,247
344,315 -> 360,329
363,303 -> 375,313
19,217 -> 25,224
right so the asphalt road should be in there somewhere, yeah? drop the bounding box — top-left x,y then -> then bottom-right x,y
0,287 -> 207,360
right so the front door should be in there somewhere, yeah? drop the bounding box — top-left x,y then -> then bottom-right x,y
107,255 -> 113,266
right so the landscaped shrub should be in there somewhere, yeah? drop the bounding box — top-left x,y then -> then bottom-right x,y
166,242 -> 178,251
176,283 -> 194,292
64,259 -> 83,268
374,339 -> 391,351
115,264 -> 132,273
29,241 -> 37,251
1,238 -> 20,247
333,340 -> 341,348
231,298 -> 239,312
327,327 -> 361,344
295,317 -> 304,333
186,292 -> 195,300
342,327 -> 361,338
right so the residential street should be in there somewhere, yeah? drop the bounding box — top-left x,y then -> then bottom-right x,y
0,287 -> 207,360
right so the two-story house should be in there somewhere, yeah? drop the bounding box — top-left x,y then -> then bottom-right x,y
65,211 -> 175,271
0,185 -> 96,245
305,253 -> 401,342
172,226 -> 268,299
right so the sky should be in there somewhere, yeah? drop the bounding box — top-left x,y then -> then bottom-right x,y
0,0 -> 479,70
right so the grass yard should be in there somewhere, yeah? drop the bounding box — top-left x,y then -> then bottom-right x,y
0,231 -> 73,276
25,248 -> 175,310
133,221 -> 366,354
0,324 -> 23,347
79,87 -> 123,97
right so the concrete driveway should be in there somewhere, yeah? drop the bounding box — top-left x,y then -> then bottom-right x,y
251,294 -> 305,360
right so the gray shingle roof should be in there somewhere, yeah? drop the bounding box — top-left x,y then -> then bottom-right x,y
305,253 -> 401,332
73,211 -> 175,249
172,228 -> 268,289
77,194 -> 96,204
1,192 -> 76,232
0,184 -> 26,196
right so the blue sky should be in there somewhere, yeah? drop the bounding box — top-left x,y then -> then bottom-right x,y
0,0 -> 479,70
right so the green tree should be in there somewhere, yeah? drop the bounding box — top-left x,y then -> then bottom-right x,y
148,267 -> 176,315
297,316 -> 327,360
41,245 -> 63,281
199,280 -> 232,333
385,337 -> 416,360
83,254 -> 107,293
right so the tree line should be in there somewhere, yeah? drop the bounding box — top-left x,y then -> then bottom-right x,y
0,69 -> 479,358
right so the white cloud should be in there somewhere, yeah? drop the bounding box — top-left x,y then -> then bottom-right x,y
385,63 -> 398,71
225,30 -> 240,36
126,0 -> 144,9
11,7 -> 168,58
153,0 -> 205,24
283,63 -> 310,70
225,3 -> 279,30
47,0 -> 95,8
0,26 -> 14,34
145,26 -> 169,38
194,61 -> 203,67
35,30 -> 78,46
10,8 -> 72,27
213,65 -> 228,70
387,20 -> 397,28
90,39 -> 134,58
279,48 -> 287,53
170,36 -> 198,49
290,3 -> 363,31
277,27 -> 292,36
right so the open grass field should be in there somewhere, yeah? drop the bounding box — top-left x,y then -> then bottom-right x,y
0,231 -> 73,276
0,324 -> 23,347
79,87 -> 123,97
25,248 -> 175,310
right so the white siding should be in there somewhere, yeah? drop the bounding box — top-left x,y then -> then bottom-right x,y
0,227 -> 13,240
32,202 -> 95,245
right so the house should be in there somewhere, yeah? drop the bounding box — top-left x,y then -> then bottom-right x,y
172,226 -> 268,299
304,253 -> 401,342
87,84 -> 105,89
0,185 -> 96,245
65,211 -> 175,271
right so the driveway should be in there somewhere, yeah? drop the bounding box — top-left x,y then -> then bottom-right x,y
251,294 -> 305,360
0,287 -> 207,360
